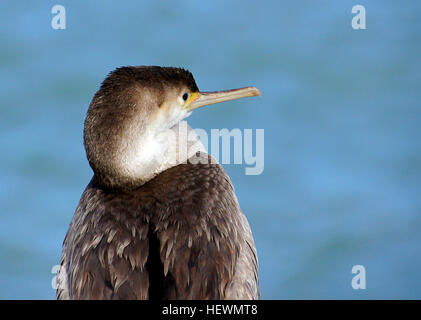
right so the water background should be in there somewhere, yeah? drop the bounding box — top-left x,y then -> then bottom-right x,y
0,1 -> 420,299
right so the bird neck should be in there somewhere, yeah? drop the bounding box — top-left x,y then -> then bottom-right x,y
110,120 -> 206,189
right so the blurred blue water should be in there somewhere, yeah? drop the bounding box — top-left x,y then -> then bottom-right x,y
1,1 -> 420,299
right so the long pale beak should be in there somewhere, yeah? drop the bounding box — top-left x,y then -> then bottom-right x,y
186,86 -> 261,111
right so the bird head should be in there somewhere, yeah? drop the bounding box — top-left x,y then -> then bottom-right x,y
83,66 -> 260,190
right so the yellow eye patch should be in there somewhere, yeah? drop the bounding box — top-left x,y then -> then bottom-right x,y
184,92 -> 200,110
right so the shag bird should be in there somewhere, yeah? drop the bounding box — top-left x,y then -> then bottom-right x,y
56,66 -> 261,300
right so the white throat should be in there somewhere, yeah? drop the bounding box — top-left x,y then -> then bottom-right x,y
116,120 -> 207,185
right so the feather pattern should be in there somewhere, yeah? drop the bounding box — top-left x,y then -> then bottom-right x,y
57,153 -> 259,300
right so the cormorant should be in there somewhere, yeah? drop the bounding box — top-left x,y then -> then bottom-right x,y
56,66 -> 261,299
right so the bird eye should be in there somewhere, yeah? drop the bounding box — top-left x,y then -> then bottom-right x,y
182,93 -> 189,102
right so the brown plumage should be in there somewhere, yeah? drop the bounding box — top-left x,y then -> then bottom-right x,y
56,66 -> 260,300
